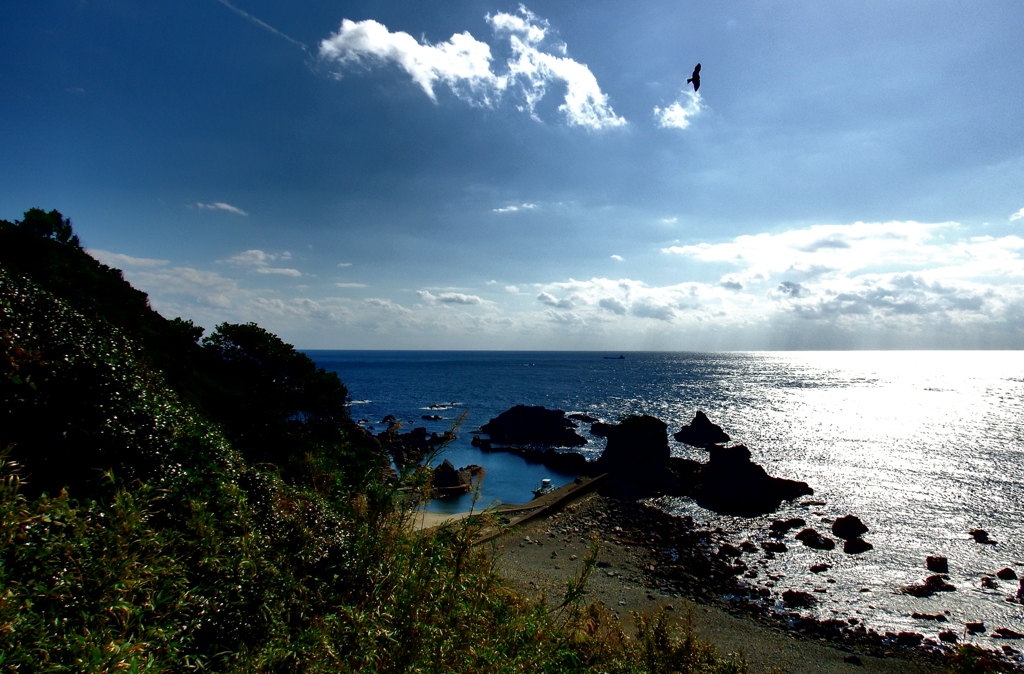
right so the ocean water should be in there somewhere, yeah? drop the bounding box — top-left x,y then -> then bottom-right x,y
308,350 -> 1024,647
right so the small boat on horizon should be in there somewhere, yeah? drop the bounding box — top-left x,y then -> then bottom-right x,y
603,354 -> 625,360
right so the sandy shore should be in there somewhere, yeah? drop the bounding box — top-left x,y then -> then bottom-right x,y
481,493 -> 956,674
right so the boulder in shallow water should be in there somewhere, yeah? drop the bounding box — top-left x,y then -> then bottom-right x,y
673,410 -> 730,447
843,537 -> 873,554
831,514 -> 869,540
996,567 -> 1018,581
795,528 -> 835,550
926,555 -> 949,573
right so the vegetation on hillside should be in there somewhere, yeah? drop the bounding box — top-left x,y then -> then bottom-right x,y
0,209 -> 755,672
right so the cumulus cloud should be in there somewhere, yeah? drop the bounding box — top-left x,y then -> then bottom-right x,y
195,201 -> 248,216
537,291 -> 573,308
493,202 -> 538,213
653,90 -> 702,130
223,249 -> 301,277
417,290 -> 485,305
319,6 -> 625,130
505,285 -> 520,293
1011,208 -> 1024,222
610,254 -> 624,261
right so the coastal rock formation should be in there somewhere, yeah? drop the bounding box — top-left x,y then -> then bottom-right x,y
795,528 -> 836,550
996,567 -> 1018,581
843,538 -> 873,554
432,459 -> 483,495
831,515 -> 868,540
694,444 -> 814,516
673,410 -> 730,447
901,574 -> 956,597
471,436 -> 590,475
479,405 -> 587,447
595,415 -> 671,477
926,555 -> 949,573
970,528 -> 997,545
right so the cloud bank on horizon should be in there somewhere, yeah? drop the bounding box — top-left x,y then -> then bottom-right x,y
91,219 -> 1024,350
319,6 -> 631,130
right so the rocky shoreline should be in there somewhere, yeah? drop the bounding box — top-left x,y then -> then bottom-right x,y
492,492 -> 1022,672
379,403 -> 1024,670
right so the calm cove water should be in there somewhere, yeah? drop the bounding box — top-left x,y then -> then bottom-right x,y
308,350 -> 1024,648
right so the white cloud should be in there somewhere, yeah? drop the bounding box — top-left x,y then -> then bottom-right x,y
89,249 -> 169,268
505,285 -> 520,293
493,202 -> 538,213
537,291 -> 573,308
610,254 -> 624,261
319,7 -> 625,130
1011,208 -> 1024,222
337,262 -> 353,267
195,201 -> 248,216
223,249 -> 301,277
335,282 -> 368,288
653,91 -> 702,130
417,290 -> 486,305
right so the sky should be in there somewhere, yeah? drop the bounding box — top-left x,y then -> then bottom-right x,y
2,0 -> 1024,350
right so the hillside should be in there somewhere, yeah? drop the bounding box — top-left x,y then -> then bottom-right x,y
0,209 -> 754,672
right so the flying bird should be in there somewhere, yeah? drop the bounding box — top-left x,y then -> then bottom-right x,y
687,63 -> 701,92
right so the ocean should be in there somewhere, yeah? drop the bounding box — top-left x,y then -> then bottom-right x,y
308,350 -> 1024,647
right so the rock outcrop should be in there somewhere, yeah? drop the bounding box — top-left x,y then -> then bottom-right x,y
673,410 -> 730,447
479,405 -> 587,447
432,459 -> 484,495
694,444 -> 814,516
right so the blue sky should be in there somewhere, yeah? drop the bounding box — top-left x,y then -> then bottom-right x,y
3,0 -> 1023,349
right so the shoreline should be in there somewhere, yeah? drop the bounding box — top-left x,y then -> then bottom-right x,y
470,492 -> 1020,673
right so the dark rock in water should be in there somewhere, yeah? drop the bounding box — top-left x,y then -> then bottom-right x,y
996,567 -> 1018,581
695,444 -> 814,516
810,563 -> 831,573
595,415 -> 670,480
718,543 -> 743,558
843,538 -> 873,554
770,518 -> 806,535
795,528 -> 835,550
781,589 -> 816,608
421,414 -> 443,421
938,630 -> 959,643
589,421 -> 614,437
965,621 -> 986,634
970,528 -> 997,545
673,410 -> 730,447
895,632 -> 923,646
902,574 -> 956,597
912,612 -> 948,622
432,459 -> 484,495
480,405 -> 587,447
568,412 -> 598,422
761,540 -> 788,553
926,555 -> 949,573
831,514 -> 869,540
981,575 -> 998,589
994,627 -> 1024,639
